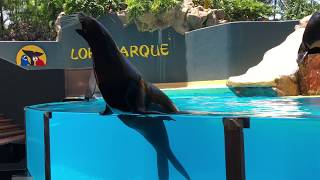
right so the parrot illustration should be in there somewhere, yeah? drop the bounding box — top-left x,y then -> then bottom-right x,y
22,49 -> 46,66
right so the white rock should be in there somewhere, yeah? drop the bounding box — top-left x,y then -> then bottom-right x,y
55,12 -> 65,41
228,27 -> 305,85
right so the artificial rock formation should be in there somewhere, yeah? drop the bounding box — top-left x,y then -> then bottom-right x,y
227,28 -> 304,96
55,12 -> 66,41
117,0 -> 226,34
297,54 -> 320,95
227,16 -> 313,97
227,14 -> 320,97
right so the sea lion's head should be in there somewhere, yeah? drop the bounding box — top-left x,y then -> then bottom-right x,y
303,12 -> 320,50
76,13 -> 107,45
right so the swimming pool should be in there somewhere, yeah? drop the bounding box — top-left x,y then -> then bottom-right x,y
25,88 -> 320,180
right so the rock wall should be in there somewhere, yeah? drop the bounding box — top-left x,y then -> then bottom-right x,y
117,0 -> 226,34
56,1 -> 226,35
297,54 -> 320,95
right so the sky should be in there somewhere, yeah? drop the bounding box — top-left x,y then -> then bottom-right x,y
3,11 -> 10,28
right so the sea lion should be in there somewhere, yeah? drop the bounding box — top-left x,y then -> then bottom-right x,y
75,13 -> 191,179
297,12 -> 320,63
75,13 -> 178,115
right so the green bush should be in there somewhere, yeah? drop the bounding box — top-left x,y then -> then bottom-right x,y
64,0 -> 125,17
284,0 -> 320,20
125,0 -> 151,20
125,0 -> 182,21
193,0 -> 272,21
193,0 -> 215,8
221,0 -> 272,21
151,0 -> 182,14
2,0 -> 61,40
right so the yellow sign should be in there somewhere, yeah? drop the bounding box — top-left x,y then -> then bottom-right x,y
120,44 -> 169,58
70,44 -> 170,61
71,48 -> 92,60
16,45 -> 47,67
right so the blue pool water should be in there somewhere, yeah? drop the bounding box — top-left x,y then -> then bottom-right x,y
30,88 -> 320,118
166,88 -> 320,118
26,88 -> 320,180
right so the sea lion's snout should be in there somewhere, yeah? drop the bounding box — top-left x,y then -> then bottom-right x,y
75,13 -> 96,38
76,16 -> 89,39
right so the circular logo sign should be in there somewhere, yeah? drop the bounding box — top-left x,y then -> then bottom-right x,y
16,45 -> 47,67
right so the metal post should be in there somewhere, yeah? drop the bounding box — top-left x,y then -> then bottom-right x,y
223,117 -> 250,180
44,112 -> 52,180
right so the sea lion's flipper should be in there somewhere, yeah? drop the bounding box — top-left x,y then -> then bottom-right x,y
146,83 -> 178,113
99,106 -> 113,115
166,150 -> 191,180
99,103 -> 113,115
126,80 -> 164,114
118,115 -> 190,179
157,153 -> 169,180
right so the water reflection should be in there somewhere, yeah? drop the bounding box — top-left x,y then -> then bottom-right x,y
30,91 -> 320,118
172,93 -> 320,118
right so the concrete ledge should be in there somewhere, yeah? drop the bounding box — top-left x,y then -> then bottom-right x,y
155,80 -> 227,89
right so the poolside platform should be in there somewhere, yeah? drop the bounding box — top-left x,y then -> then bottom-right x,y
155,80 -> 227,90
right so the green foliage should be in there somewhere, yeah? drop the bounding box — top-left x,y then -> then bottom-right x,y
126,0 -> 151,21
125,0 -> 182,21
63,0 -> 125,17
1,0 -> 61,40
0,0 -> 127,40
211,0 -> 222,9
63,0 -> 105,17
151,0 -> 182,14
193,0 -> 272,21
284,0 -> 320,20
220,0 -> 273,21
0,0 -> 276,41
193,0 -> 215,8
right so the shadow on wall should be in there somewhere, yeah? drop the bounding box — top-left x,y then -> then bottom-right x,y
0,59 -> 65,124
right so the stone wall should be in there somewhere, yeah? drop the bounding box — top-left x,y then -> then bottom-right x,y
117,0 -> 226,34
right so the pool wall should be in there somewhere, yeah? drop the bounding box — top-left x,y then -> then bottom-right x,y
244,117 -> 320,180
25,110 -> 227,180
25,106 -> 320,180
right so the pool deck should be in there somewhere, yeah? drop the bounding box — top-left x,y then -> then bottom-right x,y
155,80 -> 227,90
156,80 -> 320,98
